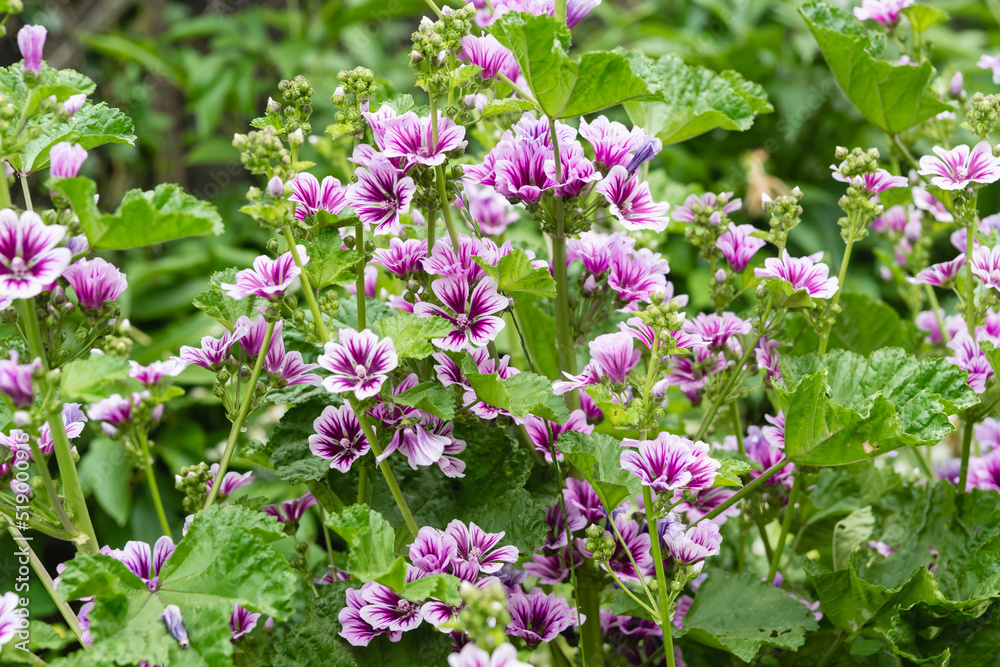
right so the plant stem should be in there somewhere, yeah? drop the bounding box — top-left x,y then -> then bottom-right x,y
695,333 -> 762,441
137,430 -> 172,540
958,418 -> 974,498
19,172 -> 32,211
818,230 -> 855,355
816,631 -> 845,667
422,0 -> 442,16
205,320 -> 275,509
283,226 -> 331,343
497,73 -> 537,106
0,166 -> 10,207
548,117 -> 579,411
643,486 -> 675,667
426,206 -> 437,256
17,299 -> 98,552
693,458 -> 793,526
924,284 -> 949,345
4,517 -> 87,646
347,396 -> 419,538
0,502 -> 73,540
354,223 -> 367,330
27,434 -> 78,539
554,0 -> 567,25
965,215 -> 977,336
889,134 -> 926,183
730,402 -> 745,456
767,472 -> 801,584
435,164 -> 461,248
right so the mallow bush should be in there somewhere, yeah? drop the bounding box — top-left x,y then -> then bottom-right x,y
3,0 -> 1000,665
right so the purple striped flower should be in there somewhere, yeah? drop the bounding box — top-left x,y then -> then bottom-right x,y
717,223 -> 766,272
459,181 -> 520,236
446,520 -> 519,580
506,589 -> 577,646
62,257 -> 127,310
87,391 -> 162,438
755,250 -> 838,299
683,312 -> 751,352
410,526 -> 459,576
579,115 -> 647,169
595,166 -> 670,232
175,327 -> 245,371
946,330 -> 994,394
662,521 -> 723,572
309,404 -> 370,472
621,433 -> 721,493
179,462 -> 254,498
49,142 -> 87,179
381,112 -> 468,170
448,642 -> 531,667
672,191 -> 742,222
17,25 -> 46,74
853,0 -> 911,25
318,328 -> 398,399
221,247 -> 306,300
830,164 -> 908,193
919,141 -> 1000,190
129,360 -> 184,386
0,210 -> 71,300
104,536 -> 175,591
346,153 -> 416,236
413,276 -> 507,351
0,351 -> 39,407
908,254 -> 967,287
489,0 -> 600,28
358,581 -> 423,635
546,141 -> 601,198
567,231 -> 635,275
159,604 -> 190,648
371,238 -> 427,276
31,403 -> 87,457
589,330 -> 641,383
657,347 -> 728,404
0,592 -> 19,647
523,409 -> 593,463
607,248 -> 670,310
563,478 -> 605,524
971,245 -> 1000,292
288,173 -> 348,220
912,186 -> 953,222
493,138 -> 555,203
263,491 -> 318,523
461,34 -> 520,81
756,336 -> 782,383
230,604 -> 261,641
339,583 -> 403,646
524,545 -> 582,584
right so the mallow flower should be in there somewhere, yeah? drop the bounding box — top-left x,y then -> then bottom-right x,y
62,257 -> 128,310
317,328 -> 398,400
0,209 -> 72,300
595,165 -> 670,232
288,172 -> 348,220
17,25 -> 46,74
754,250 -> 838,299
620,433 -> 721,493
309,404 -> 370,473
0,351 -> 39,407
49,143 -> 88,179
413,275 -> 508,351
918,141 -> 1000,191
971,245 -> 1000,293
345,152 -> 416,235
221,247 -> 307,301
717,223 -> 766,272
506,589 -> 578,646
461,34 -> 520,81
853,0 -> 912,25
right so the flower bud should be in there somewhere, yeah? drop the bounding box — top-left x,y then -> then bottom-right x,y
266,175 -> 284,198
17,25 -> 46,75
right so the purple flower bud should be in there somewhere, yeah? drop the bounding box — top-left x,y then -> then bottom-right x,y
64,94 -> 87,115
62,257 -> 127,310
266,175 -> 284,198
624,136 -> 662,174
950,72 -> 964,97
714,269 -> 727,282
0,351 -> 40,407
17,25 -> 47,75
49,143 -> 88,179
159,604 -> 190,648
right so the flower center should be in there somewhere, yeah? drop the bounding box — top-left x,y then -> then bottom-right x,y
454,313 -> 471,331
468,545 -> 482,560
354,364 -> 369,379
398,599 -> 420,617
9,256 -> 27,275
339,437 -> 352,449
954,165 -> 969,182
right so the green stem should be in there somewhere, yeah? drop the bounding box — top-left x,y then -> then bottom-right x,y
205,320 -> 276,509
497,73 -> 537,106
0,165 -> 10,208
909,445 -> 934,479
576,564 -> 604,667
426,206 -> 437,256
965,214 -> 977,336
924,283 -> 950,345
958,418 -> 974,498
422,0 -> 442,16
0,503 -> 73,540
283,226 -> 331,343
816,631 -> 845,667
4,517 -> 87,646
19,172 -> 32,211
435,164 -> 461,249
554,0 -> 567,25
818,231 -> 855,355
643,486 -> 675,667
347,396 -> 419,538
137,430 -> 172,540
607,509 -> 657,608
731,402 -> 745,456
693,458 -> 793,526
756,517 -> 774,563
27,430 -> 78,538
889,134 -> 927,184
355,223 -> 367,330
548,117 -> 579,411
695,333 -> 762,441
18,299 -> 98,552
767,472 -> 801,584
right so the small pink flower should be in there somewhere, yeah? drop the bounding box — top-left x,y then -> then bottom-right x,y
288,173 -> 347,221
220,247 -> 307,300
595,165 -> 670,232
754,250 -> 838,299
620,433 -> 721,493
717,223 -> 766,272
971,245 -> 1000,292
49,143 -> 87,179
17,25 -> 46,74
381,111 -> 468,170
908,254 -> 967,287
853,0 -> 912,26
412,276 -> 507,351
309,404 -> 369,472
62,257 -> 127,309
946,330 -> 994,394
318,328 -> 398,400
978,54 -> 1000,85
461,34 -> 520,81
918,141 -> 1000,191
0,209 -> 71,301
346,152 -> 416,236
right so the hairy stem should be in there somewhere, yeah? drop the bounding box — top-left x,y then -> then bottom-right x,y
767,472 -> 801,584
693,458 -> 793,526
435,164 -> 461,249
643,485 -> 675,667
818,230 -> 855,355
354,223 -> 367,330
205,320 -> 275,509
958,418 -> 974,499
137,430 -> 172,540
548,117 -> 579,411
283,226 -> 331,343
924,283 -> 949,345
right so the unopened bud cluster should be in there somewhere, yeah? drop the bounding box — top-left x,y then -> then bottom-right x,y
762,187 -> 803,250
176,462 -> 212,513
584,524 -> 615,561
454,580 -> 510,651
233,125 -> 292,178
409,5 -> 477,95
967,92 -> 1000,139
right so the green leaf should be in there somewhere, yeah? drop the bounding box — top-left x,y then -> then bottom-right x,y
56,504 -> 296,667
192,267 -> 262,330
374,312 -> 453,360
78,437 -> 132,527
304,227 -> 363,289
623,52 -> 772,145
59,354 -> 130,402
474,249 -> 556,297
712,457 -> 752,488
326,504 -> 401,585
466,369 -> 569,423
677,570 -> 819,661
557,431 -> 639,510
783,293 -> 920,356
400,574 -> 462,606
269,399 -> 336,485
762,278 -> 816,310
511,295 -> 559,380
799,1 -> 952,134
832,506 -> 875,571
271,585 -> 358,667
70,183 -> 224,250
489,13 -> 654,118
478,98 -> 539,120
17,102 -> 135,173
777,348 -> 979,465
393,381 -> 456,421
901,4 -> 949,33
